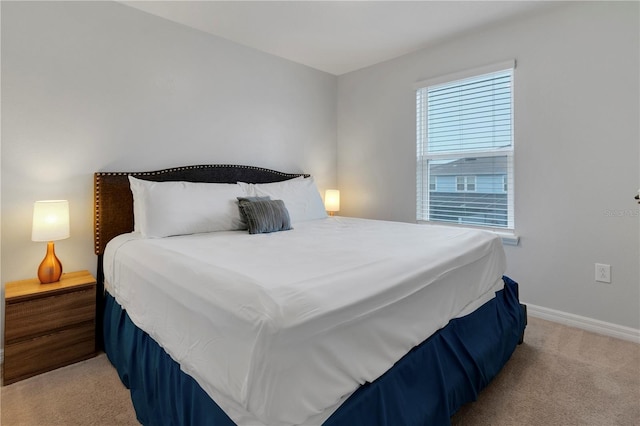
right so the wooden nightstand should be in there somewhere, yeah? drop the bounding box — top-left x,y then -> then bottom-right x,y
3,270 -> 97,385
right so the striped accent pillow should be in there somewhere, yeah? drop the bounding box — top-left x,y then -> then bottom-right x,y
238,199 -> 292,234
237,196 -> 271,228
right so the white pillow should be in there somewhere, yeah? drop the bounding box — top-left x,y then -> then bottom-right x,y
239,176 -> 327,223
129,176 -> 246,237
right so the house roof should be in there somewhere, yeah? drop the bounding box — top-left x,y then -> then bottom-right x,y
430,156 -> 507,176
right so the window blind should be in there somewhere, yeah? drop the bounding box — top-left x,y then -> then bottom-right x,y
417,64 -> 515,229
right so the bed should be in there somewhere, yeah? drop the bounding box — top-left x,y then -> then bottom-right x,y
94,164 -> 527,426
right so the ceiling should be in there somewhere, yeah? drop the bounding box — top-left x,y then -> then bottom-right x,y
122,1 -> 558,75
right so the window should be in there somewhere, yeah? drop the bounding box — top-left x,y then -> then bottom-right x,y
416,61 -> 515,229
467,176 -> 476,192
456,176 -> 476,192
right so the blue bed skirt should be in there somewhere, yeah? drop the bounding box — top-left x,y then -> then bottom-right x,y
104,276 -> 526,426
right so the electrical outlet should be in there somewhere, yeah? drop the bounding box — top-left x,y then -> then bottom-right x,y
595,263 -> 611,283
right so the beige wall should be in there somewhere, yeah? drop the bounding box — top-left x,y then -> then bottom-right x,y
337,2 -> 639,330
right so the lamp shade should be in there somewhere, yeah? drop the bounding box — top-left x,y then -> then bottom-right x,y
32,200 -> 70,242
324,189 -> 340,213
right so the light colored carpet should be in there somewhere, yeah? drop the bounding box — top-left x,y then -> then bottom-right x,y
1,353 -> 137,426
1,317 -> 639,425
452,317 -> 640,426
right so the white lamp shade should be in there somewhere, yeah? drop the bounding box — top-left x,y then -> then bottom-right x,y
32,200 -> 70,242
324,189 -> 340,212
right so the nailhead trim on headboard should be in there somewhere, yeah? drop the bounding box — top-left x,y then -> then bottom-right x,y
94,164 -> 308,255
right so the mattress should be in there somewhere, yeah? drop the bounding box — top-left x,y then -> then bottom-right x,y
103,216 -> 507,426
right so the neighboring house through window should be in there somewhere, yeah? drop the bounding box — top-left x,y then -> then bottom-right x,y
416,60 -> 515,229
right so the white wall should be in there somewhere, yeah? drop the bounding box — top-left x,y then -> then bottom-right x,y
0,1 -> 337,350
337,2 -> 639,330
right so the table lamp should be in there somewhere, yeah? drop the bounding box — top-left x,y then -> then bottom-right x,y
324,189 -> 340,216
32,200 -> 70,283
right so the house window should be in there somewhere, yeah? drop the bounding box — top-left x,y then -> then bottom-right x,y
456,176 -> 476,192
416,60 -> 515,229
467,176 -> 476,192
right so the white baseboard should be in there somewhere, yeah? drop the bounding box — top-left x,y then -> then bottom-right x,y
525,303 -> 640,344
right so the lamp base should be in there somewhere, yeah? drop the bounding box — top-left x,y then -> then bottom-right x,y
38,241 -> 63,284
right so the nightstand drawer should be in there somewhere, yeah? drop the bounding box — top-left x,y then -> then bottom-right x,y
3,321 -> 95,384
5,287 -> 95,343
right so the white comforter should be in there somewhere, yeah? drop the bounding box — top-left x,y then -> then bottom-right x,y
103,217 -> 506,425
